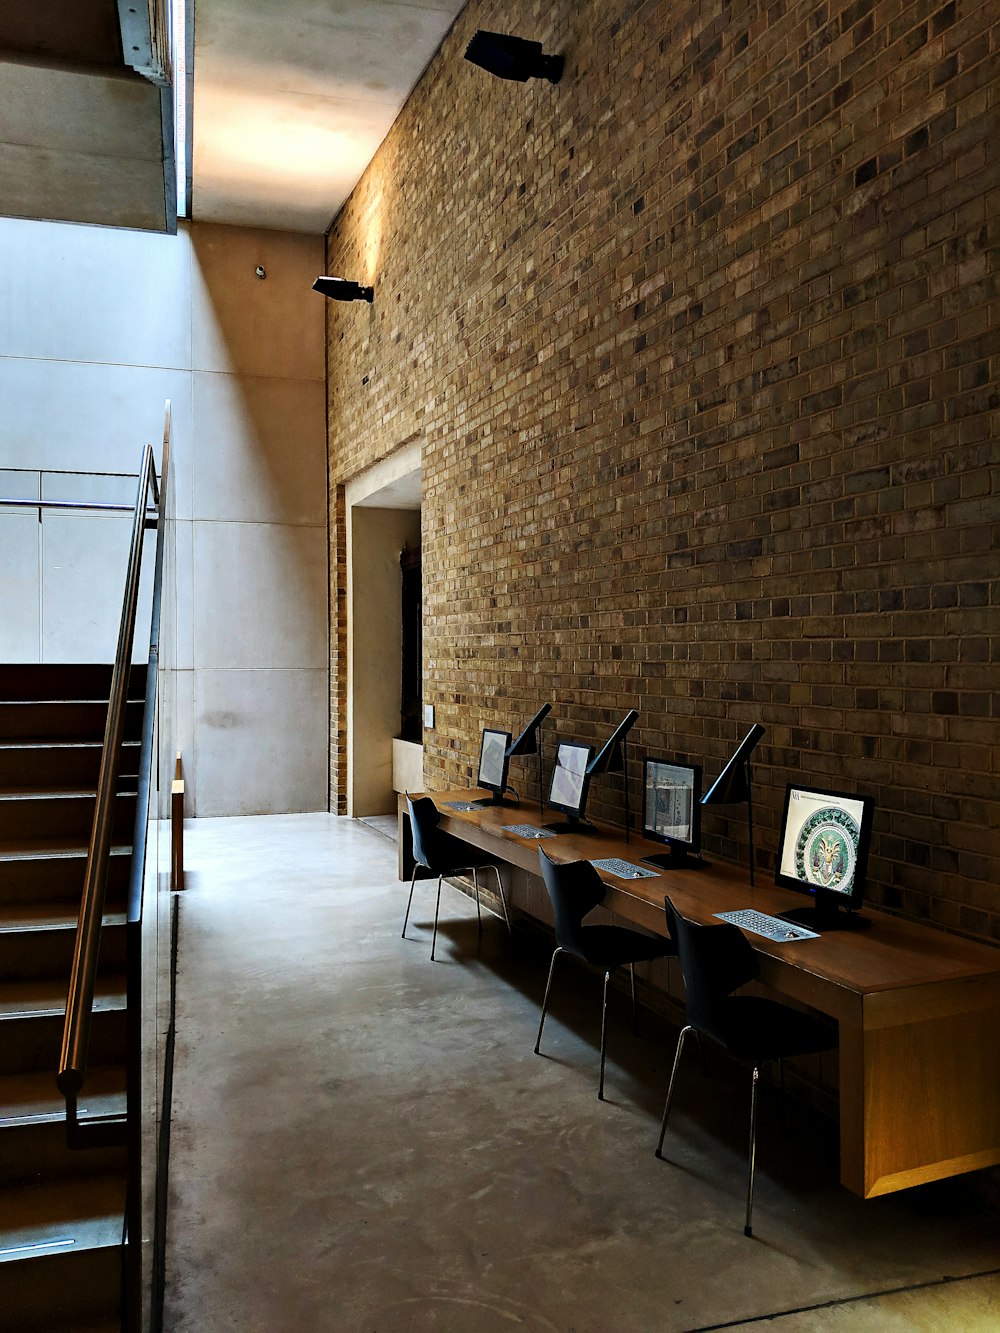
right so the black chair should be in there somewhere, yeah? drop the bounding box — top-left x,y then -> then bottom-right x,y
656,895 -> 837,1236
534,848 -> 674,1100
401,795 -> 511,960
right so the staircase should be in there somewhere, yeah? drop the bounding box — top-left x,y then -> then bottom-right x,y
0,664 -> 146,1332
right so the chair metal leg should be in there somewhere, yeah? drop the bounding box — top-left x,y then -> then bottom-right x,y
695,1029 -> 708,1075
492,865 -> 512,935
598,970 -> 611,1101
629,962 -> 637,1033
745,1064 -> 760,1238
534,947 -> 563,1054
472,868 -> 483,935
401,864 -> 418,939
655,1025 -> 693,1158
430,875 -> 444,961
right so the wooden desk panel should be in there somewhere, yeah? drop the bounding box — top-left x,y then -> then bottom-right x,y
398,791 -> 1000,1198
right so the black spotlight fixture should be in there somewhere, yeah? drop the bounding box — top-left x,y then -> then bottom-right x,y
312,276 -> 374,303
464,30 -> 564,84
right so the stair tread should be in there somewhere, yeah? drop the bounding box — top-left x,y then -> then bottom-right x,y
0,1068 -> 125,1127
0,789 -> 137,801
0,740 -> 139,751
0,699 -> 110,706
0,902 -> 126,934
0,1174 -> 125,1261
0,699 -> 140,706
0,974 -> 127,1020
0,842 -> 131,862
0,788 -> 95,799
0,783 -> 135,792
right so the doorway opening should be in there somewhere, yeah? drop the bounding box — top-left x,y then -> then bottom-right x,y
399,544 -> 422,743
345,445 -> 422,817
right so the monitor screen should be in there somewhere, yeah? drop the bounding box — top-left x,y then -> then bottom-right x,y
548,742 -> 593,818
478,728 -> 512,795
643,759 -> 701,851
775,785 -> 874,911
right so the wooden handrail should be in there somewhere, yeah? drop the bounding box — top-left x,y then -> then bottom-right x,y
57,444 -> 159,1100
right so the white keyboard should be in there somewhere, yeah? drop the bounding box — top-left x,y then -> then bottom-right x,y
590,858 -> 659,880
715,909 -> 819,942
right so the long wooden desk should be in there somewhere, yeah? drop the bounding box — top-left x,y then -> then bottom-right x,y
398,791 -> 1000,1200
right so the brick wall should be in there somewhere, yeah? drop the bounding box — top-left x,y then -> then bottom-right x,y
325,0 -> 998,941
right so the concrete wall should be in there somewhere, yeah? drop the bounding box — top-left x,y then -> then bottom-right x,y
0,216 -> 329,816
324,0 -> 999,942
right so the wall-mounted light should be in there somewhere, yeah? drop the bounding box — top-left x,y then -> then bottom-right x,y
312,276 -> 374,303
464,31 -> 564,84
701,723 -> 766,885
587,710 -> 639,843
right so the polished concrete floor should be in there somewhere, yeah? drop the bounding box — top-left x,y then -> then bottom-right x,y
164,815 -> 1000,1332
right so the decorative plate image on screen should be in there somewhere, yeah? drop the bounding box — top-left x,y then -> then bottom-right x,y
775,784 -> 874,930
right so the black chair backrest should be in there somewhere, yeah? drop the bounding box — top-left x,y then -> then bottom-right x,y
664,895 -> 759,1042
539,850 -> 607,953
407,794 -> 443,870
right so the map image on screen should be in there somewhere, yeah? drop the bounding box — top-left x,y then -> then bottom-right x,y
645,763 -> 695,843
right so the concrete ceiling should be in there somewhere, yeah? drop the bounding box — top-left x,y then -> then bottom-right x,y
192,0 -> 467,234
0,0 -> 467,238
355,468 -> 423,510
0,1 -> 173,232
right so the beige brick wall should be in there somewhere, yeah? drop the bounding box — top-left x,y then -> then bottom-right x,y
325,0 -> 999,939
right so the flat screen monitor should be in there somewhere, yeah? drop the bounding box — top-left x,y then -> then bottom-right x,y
775,784 -> 875,930
545,741 -> 593,830
701,723 -> 766,806
477,727 -> 512,802
640,759 -> 705,869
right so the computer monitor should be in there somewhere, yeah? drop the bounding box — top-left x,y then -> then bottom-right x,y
544,742 -> 593,831
476,727 -> 512,804
640,759 -> 705,869
775,784 -> 875,931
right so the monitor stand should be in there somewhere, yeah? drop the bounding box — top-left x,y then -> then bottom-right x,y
473,785 -> 520,808
640,846 -> 708,871
778,905 -> 871,932
541,815 -> 592,834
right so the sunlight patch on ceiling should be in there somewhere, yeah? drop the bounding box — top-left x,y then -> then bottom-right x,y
192,0 -> 466,234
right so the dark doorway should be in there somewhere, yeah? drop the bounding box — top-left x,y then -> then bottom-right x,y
399,544 -> 422,742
